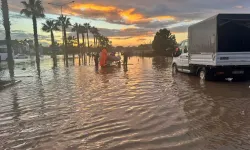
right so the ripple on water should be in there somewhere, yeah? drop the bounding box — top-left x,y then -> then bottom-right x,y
1,57 -> 250,150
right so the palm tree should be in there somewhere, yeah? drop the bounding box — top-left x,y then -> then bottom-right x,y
90,27 -> 99,48
79,25 -> 87,63
95,32 -> 101,48
97,34 -> 105,47
1,0 -> 14,78
57,15 -> 71,67
72,23 -> 81,65
90,26 -> 95,47
83,23 -> 91,49
42,20 -> 60,67
97,35 -> 111,48
95,28 -> 100,47
20,0 -> 45,72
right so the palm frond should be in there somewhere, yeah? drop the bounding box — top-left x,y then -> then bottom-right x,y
20,9 -> 32,17
53,26 -> 60,31
41,23 -> 50,32
35,0 -> 45,16
53,20 -> 60,31
79,25 -> 87,34
65,18 -> 71,27
29,0 -> 35,6
21,0 -> 45,18
21,1 -> 30,9
54,20 -> 61,28
38,13 -> 45,18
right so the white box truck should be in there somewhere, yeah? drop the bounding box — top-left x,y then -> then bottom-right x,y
172,14 -> 250,81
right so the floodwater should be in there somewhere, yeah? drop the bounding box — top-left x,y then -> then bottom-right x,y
1,56 -> 250,150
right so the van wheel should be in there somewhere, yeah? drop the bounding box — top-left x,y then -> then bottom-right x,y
199,68 -> 214,81
172,64 -> 178,74
199,70 -> 206,80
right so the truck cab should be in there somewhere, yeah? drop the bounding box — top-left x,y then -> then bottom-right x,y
172,39 -> 190,73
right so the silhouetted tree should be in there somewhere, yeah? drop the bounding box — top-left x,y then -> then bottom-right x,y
90,26 -> 99,47
20,0 -> 45,72
42,20 -> 60,67
72,23 -> 81,65
79,25 -> 87,62
57,15 -> 71,67
152,28 -> 177,56
84,23 -> 91,49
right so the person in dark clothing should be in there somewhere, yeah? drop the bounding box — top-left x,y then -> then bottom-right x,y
94,51 -> 100,67
123,50 -> 128,66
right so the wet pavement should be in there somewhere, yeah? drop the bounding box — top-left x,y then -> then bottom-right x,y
1,56 -> 250,150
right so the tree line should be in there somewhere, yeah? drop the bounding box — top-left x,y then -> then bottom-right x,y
1,0 -> 112,77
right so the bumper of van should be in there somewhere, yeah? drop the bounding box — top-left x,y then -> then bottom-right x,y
208,66 -> 250,78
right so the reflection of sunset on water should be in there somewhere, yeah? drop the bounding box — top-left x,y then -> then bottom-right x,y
1,57 -> 250,149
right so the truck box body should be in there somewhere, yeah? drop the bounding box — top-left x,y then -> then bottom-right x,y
188,14 -> 250,66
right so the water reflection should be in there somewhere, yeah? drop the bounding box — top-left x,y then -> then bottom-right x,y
0,56 -> 250,149
174,74 -> 250,149
152,56 -> 170,70
11,88 -> 20,122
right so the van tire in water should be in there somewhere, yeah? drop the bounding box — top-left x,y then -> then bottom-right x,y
199,69 -> 206,80
198,68 -> 214,81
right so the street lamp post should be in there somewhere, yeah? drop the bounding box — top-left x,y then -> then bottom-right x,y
48,1 -> 75,45
48,1 -> 75,15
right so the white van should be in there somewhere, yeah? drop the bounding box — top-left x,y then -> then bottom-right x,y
172,14 -> 250,81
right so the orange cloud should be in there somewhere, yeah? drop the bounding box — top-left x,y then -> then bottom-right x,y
151,16 -> 176,21
119,8 -> 146,23
69,3 -> 175,24
71,3 -> 116,12
110,35 -> 153,46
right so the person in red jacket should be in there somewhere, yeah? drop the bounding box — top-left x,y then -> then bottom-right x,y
100,48 -> 108,67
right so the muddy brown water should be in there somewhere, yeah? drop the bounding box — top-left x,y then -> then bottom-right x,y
1,56 -> 250,150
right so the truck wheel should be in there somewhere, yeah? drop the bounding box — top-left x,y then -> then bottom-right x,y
198,67 -> 216,81
199,70 -> 206,80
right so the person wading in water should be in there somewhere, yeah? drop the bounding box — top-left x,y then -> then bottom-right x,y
123,50 -> 128,66
94,50 -> 101,68
100,47 -> 108,67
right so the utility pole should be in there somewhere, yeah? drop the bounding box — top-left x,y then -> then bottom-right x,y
48,1 -> 75,45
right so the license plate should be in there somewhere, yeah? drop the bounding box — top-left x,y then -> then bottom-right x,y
232,70 -> 244,74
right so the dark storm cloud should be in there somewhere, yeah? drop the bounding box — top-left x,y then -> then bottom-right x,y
0,29 -> 49,41
169,25 -> 188,33
98,28 -> 153,37
110,37 -> 133,40
136,20 -> 177,29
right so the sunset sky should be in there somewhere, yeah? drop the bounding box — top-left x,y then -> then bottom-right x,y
1,0 -> 250,46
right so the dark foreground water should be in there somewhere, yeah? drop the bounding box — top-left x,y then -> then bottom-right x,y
1,56 -> 250,150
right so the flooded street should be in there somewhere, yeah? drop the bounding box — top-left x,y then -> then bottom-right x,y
1,56 -> 250,150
